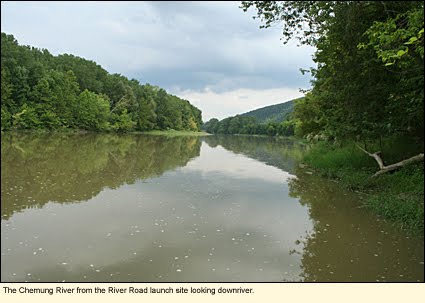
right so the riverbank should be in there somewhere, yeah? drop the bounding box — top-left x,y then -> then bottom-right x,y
142,130 -> 211,137
302,139 -> 424,235
1,129 -> 210,137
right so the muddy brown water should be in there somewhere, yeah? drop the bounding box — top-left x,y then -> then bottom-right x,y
1,132 -> 423,282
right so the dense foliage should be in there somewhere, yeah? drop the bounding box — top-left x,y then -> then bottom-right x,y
241,1 -> 424,143
203,114 -> 296,136
1,33 -> 202,132
202,99 -> 297,136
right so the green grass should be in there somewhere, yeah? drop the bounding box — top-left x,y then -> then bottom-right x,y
141,130 -> 211,137
366,166 -> 424,232
303,139 -> 424,234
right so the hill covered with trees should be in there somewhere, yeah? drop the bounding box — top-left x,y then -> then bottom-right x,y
1,33 -> 202,132
240,99 -> 296,123
202,98 -> 299,136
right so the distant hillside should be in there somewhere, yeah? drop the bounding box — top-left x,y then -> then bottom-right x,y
202,97 -> 303,136
240,98 -> 300,123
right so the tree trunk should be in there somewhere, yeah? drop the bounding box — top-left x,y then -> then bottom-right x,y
356,145 -> 424,177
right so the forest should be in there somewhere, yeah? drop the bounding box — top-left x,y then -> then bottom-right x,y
1,33 -> 202,132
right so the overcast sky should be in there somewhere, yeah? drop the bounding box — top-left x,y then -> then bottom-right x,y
1,1 -> 315,121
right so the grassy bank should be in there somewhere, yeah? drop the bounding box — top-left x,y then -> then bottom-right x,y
142,130 -> 211,137
302,138 -> 424,234
2,128 -> 211,137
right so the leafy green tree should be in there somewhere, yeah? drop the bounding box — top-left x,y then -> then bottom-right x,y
228,115 -> 242,134
55,54 -> 108,94
359,6 -> 424,139
202,118 -> 219,133
241,1 -> 424,142
136,84 -> 157,130
1,106 -> 12,130
12,103 -> 40,129
266,122 -> 278,136
1,67 -> 13,130
29,70 -> 80,127
76,90 -> 111,131
110,109 -> 136,132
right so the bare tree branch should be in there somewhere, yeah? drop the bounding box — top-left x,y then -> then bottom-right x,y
357,145 -> 424,177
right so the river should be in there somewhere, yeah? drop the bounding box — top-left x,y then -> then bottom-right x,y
1,132 -> 423,282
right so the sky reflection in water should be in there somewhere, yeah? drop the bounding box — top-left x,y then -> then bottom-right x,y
1,133 -> 423,282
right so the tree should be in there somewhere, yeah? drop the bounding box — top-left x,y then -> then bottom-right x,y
241,1 -> 424,142
132,83 -> 157,131
110,109 -> 136,132
1,32 -> 203,132
203,118 -> 219,133
76,89 -> 110,131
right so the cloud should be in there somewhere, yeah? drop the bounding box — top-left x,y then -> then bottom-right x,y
182,144 -> 295,183
1,1 -> 315,118
172,86 -> 304,121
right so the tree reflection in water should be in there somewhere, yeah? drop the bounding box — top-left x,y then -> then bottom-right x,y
1,132 -> 201,219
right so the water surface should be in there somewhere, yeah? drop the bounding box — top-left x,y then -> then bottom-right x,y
1,133 -> 423,282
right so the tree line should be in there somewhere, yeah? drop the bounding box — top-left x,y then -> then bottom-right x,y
1,33 -> 202,132
202,115 -> 296,137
